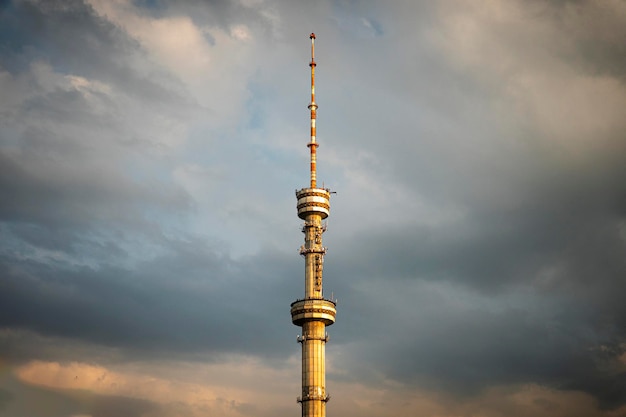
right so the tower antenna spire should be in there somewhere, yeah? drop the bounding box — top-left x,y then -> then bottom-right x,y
308,33 -> 318,188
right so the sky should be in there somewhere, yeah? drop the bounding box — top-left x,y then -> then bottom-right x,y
1,0 -> 626,416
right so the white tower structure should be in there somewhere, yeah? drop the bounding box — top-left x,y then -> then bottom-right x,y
290,33 -> 337,417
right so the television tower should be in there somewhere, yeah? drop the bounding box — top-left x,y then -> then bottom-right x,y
290,33 -> 337,417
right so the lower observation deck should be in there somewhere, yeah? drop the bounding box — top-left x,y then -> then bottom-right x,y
290,298 -> 337,326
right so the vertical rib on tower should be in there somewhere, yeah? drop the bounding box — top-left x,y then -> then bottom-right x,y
291,33 -> 336,417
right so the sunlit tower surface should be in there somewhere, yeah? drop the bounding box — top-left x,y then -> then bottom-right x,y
290,33 -> 337,417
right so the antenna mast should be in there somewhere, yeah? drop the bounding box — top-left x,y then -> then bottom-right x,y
308,33 -> 318,188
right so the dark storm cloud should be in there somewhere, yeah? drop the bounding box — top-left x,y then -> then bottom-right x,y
374,299 -> 620,393
0,0 -> 189,106
0,238 -> 302,362
332,263 -> 626,408
334,147 -> 626,289
542,0 -> 626,81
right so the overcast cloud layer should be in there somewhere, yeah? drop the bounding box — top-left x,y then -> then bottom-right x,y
1,1 -> 626,416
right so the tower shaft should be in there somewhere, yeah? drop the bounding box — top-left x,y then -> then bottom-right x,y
291,33 -> 336,417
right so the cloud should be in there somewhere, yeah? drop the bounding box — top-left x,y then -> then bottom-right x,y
1,0 -> 626,416
0,241 -> 303,359
10,357 -> 299,417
